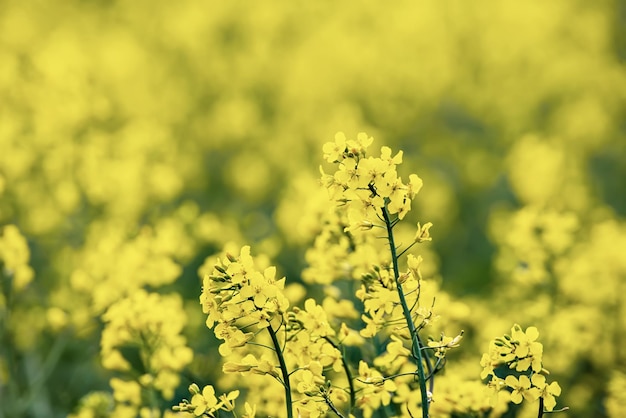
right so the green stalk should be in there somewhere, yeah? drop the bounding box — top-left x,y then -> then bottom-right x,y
267,323 -> 293,418
382,206 -> 430,418
324,336 -> 356,412
325,396 -> 347,418
538,396 -> 544,418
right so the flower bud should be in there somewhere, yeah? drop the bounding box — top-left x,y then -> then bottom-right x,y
397,272 -> 410,284
446,331 -> 464,347
223,362 -> 255,373
226,253 -> 237,262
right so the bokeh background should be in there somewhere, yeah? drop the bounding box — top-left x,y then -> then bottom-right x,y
1,1 -> 625,417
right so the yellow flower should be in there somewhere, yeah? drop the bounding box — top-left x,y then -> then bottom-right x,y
334,157 -> 359,188
346,190 -> 385,226
407,174 -> 423,198
380,146 -> 403,166
110,378 -> 141,405
215,324 -> 253,356
504,375 -> 540,404
296,362 -> 325,395
356,360 -> 397,411
346,132 -> 373,156
338,322 -> 365,346
374,335 -> 411,371
364,287 -> 397,316
222,354 -> 257,374
322,132 -> 347,163
219,390 -> 240,411
0,224 -> 35,291
359,312 -> 382,338
414,222 -> 433,243
385,179 -> 409,216
297,298 -> 335,337
243,402 -> 257,418
480,353 -> 495,380
407,254 -> 424,282
253,355 -> 279,378
485,377 -> 507,406
356,156 -> 388,189
511,325 -> 542,358
511,324 -> 543,372
191,385 -> 219,416
428,331 -> 464,358
532,374 -> 562,411
240,270 -> 276,308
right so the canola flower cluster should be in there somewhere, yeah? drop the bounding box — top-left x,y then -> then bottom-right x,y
321,131 -> 423,224
321,132 -> 433,334
0,225 -> 35,294
200,246 -> 289,346
174,134 -> 480,418
194,245 -> 350,417
321,133 -> 443,417
169,134 -> 569,418
173,383 -> 242,418
100,290 -> 193,418
481,325 -> 563,414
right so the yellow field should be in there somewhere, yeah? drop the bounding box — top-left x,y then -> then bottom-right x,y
1,1 -> 625,417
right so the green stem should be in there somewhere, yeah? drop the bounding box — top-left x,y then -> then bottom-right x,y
382,206 -> 429,418
325,395 -> 347,418
538,396 -> 544,418
324,336 -> 356,412
267,323 -> 293,418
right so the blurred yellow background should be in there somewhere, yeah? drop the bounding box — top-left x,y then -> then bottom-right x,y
1,1 -> 625,417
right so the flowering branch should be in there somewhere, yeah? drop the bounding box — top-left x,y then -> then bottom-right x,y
382,205 -> 430,418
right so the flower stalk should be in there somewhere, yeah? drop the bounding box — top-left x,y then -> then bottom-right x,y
267,323 -> 293,418
324,336 -> 356,412
382,205 -> 430,418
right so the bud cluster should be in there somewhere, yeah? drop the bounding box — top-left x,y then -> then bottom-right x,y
200,246 -> 290,354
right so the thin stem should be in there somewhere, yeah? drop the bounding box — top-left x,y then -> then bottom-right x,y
424,357 -> 445,382
325,395 -> 347,418
324,336 -> 356,412
382,206 -> 430,418
267,323 -> 293,418
538,396 -> 544,418
397,241 -> 418,258
413,332 -> 435,395
288,366 -> 310,376
247,341 -> 276,352
357,371 -> 416,383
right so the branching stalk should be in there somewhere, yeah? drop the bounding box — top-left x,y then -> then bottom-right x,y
382,206 -> 430,418
325,395 -> 347,418
267,323 -> 293,418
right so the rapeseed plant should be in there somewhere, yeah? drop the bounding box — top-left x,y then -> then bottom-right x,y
179,133 -> 475,418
